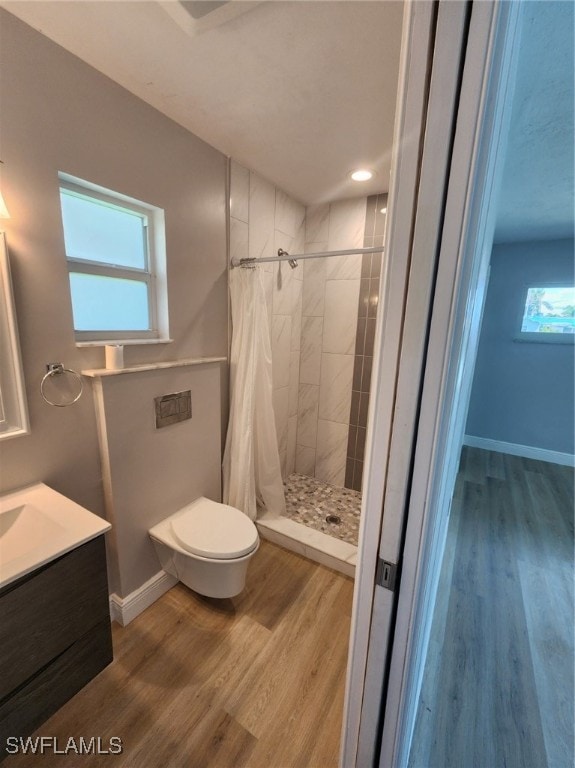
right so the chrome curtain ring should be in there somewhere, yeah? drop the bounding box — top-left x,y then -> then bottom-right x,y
40,363 -> 84,407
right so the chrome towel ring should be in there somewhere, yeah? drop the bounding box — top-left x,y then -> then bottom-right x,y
40,363 -> 83,407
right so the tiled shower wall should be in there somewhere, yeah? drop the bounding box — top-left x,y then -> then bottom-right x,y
229,162 -> 385,493
295,198 -> 367,487
346,194 -> 387,491
229,161 -> 305,479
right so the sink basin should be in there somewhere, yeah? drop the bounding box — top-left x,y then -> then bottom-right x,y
0,504 -> 67,561
0,483 -> 111,589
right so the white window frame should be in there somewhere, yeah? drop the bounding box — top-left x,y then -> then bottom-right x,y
59,173 -> 168,343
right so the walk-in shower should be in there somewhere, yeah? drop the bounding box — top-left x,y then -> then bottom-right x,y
227,163 -> 387,573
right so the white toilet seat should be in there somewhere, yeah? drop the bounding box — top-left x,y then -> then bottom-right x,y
170,497 -> 258,561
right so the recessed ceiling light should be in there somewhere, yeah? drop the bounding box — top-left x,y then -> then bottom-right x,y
380,207 -> 387,214
350,169 -> 373,182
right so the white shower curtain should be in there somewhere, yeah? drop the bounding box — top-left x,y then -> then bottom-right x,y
222,266 -> 286,521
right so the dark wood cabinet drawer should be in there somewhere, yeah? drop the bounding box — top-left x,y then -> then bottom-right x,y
0,619 -> 113,755
0,536 -> 110,701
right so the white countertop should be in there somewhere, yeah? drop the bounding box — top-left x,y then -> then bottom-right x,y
0,483 -> 111,589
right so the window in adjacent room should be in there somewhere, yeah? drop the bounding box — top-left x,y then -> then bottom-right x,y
517,284 -> 575,342
58,174 -> 168,342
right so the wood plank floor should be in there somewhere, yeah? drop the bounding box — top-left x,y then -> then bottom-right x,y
409,448 -> 574,768
4,541 -> 353,768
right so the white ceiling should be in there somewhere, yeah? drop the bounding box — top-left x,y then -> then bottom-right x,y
0,0 -> 404,205
2,1 -> 571,240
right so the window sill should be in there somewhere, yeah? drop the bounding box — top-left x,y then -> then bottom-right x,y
76,338 -> 174,348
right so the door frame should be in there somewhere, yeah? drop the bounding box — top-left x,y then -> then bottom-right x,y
341,0 -> 476,761
356,1 -> 475,763
340,2 -> 438,764
377,1 -> 524,765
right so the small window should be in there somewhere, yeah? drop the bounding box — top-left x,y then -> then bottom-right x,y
59,174 -> 167,342
517,284 -> 575,343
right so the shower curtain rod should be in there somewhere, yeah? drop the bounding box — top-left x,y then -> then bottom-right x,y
231,245 -> 385,269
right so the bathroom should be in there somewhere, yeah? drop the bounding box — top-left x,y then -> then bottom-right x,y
3,3 -> 571,766
0,2 -> 401,764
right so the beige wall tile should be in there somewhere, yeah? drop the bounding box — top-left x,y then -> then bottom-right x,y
299,316 -> 323,385
323,279 -> 360,355
316,419 -> 348,486
319,353 -> 354,423
297,383 -> 320,448
230,161 -> 249,223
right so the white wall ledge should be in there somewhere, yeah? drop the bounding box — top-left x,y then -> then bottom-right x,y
82,356 -> 227,378
77,339 -> 174,348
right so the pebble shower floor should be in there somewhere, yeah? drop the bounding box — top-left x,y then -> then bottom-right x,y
284,473 -> 361,546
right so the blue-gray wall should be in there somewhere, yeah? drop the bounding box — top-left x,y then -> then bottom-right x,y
466,238 -> 575,455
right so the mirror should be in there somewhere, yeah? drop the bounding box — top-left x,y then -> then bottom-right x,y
0,231 -> 30,439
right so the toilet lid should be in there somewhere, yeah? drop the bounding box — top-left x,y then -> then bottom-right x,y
170,497 -> 258,560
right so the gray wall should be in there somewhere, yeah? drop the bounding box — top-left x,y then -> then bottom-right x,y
93,363 -> 224,597
466,238 -> 575,455
0,11 -> 228,583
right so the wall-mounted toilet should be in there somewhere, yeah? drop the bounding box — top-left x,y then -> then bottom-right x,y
149,497 -> 259,598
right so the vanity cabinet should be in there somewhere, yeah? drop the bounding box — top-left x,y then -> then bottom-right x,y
0,536 -> 112,756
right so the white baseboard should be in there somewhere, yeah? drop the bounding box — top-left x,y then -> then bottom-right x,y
463,435 -> 575,467
109,570 -> 178,627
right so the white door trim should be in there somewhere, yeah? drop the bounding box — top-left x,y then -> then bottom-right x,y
340,3 -> 437,765
358,1 -> 473,763
378,2 -> 524,766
